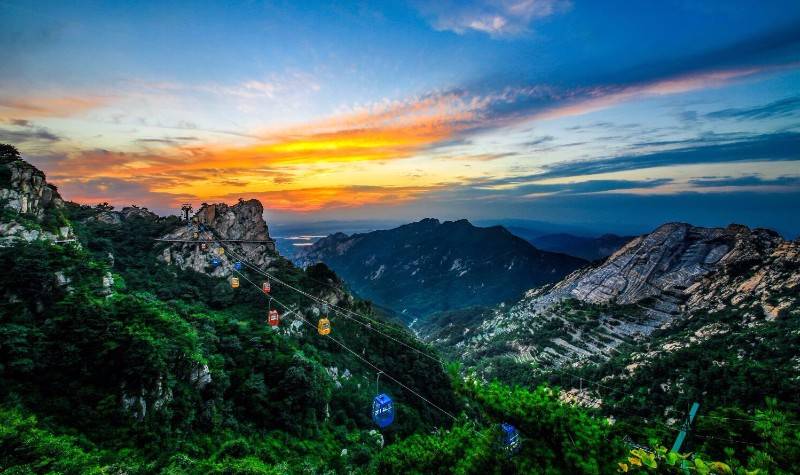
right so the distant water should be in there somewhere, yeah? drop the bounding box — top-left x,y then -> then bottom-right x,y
273,235 -> 326,259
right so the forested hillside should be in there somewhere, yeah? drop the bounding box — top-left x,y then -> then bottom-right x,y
294,218 -> 585,320
1,147 -> 798,474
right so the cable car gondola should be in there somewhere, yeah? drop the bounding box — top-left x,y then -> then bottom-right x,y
317,317 -> 331,335
372,372 -> 394,428
230,277 -> 240,289
216,247 -> 225,256
210,257 -> 221,268
192,231 -> 199,240
500,423 -> 521,454
233,261 -> 243,271
267,309 -> 280,327
262,281 -> 271,294
372,394 -> 395,428
200,242 -> 208,252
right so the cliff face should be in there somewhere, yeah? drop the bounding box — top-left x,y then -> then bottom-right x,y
0,157 -> 64,218
551,223 -> 786,316
0,155 -> 73,244
159,200 -> 277,276
426,223 -> 799,367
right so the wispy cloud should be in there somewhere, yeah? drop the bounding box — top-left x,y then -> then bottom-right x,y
705,96 -> 800,121
0,119 -> 61,144
416,0 -> 570,37
534,132 -> 800,180
688,174 -> 800,189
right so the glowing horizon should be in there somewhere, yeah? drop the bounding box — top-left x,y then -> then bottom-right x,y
2,1 -> 799,234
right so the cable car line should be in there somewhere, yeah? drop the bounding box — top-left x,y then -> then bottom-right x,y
229,266 -> 460,424
164,225 -> 771,453
217,241 -> 446,367
154,238 -> 275,243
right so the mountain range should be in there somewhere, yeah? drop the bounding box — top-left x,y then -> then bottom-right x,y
294,218 -> 587,320
2,147 -> 798,473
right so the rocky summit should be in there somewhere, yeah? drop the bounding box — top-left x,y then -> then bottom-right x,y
426,222 -> 799,367
0,147 -> 72,244
159,199 -> 277,276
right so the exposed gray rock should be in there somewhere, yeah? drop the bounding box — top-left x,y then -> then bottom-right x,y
442,223 -> 799,367
158,199 -> 277,276
98,271 -> 114,297
190,363 -> 212,389
0,158 -> 76,245
0,159 -> 64,219
121,377 -> 173,422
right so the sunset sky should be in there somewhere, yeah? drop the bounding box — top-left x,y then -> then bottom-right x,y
2,1 -> 799,235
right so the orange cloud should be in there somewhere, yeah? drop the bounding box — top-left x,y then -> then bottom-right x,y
0,94 -> 109,119
217,184 -> 443,213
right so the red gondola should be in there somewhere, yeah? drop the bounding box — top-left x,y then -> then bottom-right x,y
267,309 -> 280,327
262,281 -> 271,294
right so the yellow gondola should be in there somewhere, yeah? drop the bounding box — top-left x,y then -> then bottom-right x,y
230,277 -> 240,289
216,247 -> 225,256
317,317 -> 331,335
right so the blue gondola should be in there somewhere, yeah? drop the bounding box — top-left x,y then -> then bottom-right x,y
233,261 -> 243,271
210,257 -> 221,268
500,423 -> 521,453
372,394 -> 394,428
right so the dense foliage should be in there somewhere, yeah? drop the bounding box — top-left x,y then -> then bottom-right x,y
0,198 -> 629,474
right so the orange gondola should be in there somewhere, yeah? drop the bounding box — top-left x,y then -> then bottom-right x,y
267,309 -> 280,327
230,277 -> 240,289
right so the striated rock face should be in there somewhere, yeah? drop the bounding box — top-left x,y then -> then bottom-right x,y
430,222 -> 799,368
551,223 -> 786,315
159,199 -> 277,276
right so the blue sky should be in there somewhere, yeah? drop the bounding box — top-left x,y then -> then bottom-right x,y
1,0 -> 799,236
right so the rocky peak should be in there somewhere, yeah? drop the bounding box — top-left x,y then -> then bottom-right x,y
159,199 -> 276,276
1,146 -> 73,245
443,222 -> 798,367
1,149 -> 64,219
554,222 -> 786,311
195,199 -> 271,242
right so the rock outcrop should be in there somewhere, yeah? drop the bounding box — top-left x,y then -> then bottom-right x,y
159,199 -> 277,276
432,223 -> 799,367
85,206 -> 159,225
551,223 -> 786,316
0,152 -> 74,245
0,156 -> 64,218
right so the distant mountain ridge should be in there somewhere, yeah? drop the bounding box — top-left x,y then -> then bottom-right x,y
526,232 -> 633,261
294,218 -> 587,319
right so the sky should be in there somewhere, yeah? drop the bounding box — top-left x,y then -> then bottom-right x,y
1,0 -> 799,236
